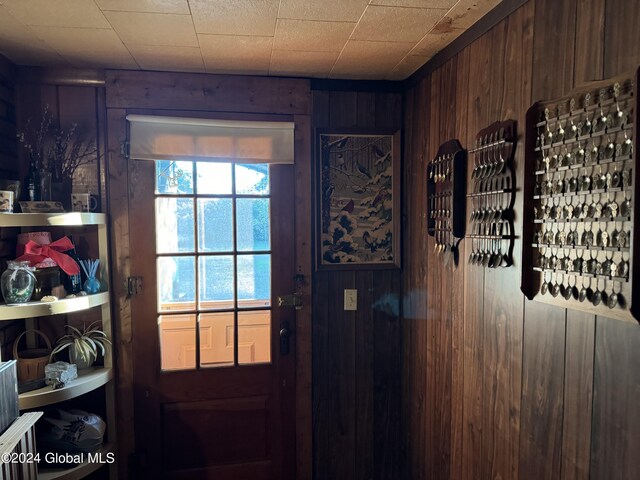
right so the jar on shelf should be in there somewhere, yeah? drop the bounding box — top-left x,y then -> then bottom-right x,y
1,261 -> 36,304
32,266 -> 61,301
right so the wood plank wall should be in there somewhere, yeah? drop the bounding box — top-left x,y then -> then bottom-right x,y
0,55 -> 17,177
402,0 -> 640,479
312,90 -> 403,480
13,70 -> 107,209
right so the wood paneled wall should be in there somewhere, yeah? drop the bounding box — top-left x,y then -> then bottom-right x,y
312,90 -> 403,480
0,55 -> 17,176
14,70 -> 107,209
402,0 -> 640,479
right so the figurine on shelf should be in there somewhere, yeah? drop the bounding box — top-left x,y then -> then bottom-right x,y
79,259 -> 101,294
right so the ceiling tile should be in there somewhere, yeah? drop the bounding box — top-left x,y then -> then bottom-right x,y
30,26 -> 138,69
0,6 -> 68,66
411,26 -> 464,57
269,50 -> 339,77
95,0 -> 190,14
277,0 -> 369,22
199,34 -> 272,74
443,0 -> 502,30
274,19 -> 354,52
1,0 -> 110,28
103,11 -> 198,47
352,5 -> 446,42
387,54 -> 427,80
127,45 -> 204,72
331,40 -> 414,78
370,0 -> 458,8
189,0 -> 279,36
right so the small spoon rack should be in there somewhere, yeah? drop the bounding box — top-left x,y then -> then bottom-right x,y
521,67 -> 639,323
467,120 -> 517,268
427,139 -> 467,265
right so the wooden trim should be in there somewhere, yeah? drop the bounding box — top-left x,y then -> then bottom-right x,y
16,66 -> 105,86
310,78 -> 403,94
105,108 -> 135,480
403,0 -> 530,90
105,70 -> 311,115
293,114 -> 313,480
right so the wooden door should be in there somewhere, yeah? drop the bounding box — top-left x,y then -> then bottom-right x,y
128,158 -> 296,479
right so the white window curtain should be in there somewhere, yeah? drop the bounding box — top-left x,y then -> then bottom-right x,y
126,114 -> 295,164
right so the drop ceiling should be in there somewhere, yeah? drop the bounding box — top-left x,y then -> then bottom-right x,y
0,0 -> 501,80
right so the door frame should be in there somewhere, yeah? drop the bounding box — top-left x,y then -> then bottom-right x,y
106,103 -> 312,479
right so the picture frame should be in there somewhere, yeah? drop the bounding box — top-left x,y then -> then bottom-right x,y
18,201 -> 65,213
316,129 -> 401,269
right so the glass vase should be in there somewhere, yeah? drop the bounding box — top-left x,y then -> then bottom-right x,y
1,261 -> 36,304
83,276 -> 101,294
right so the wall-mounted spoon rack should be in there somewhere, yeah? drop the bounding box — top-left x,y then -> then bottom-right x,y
427,139 -> 467,265
521,67 -> 639,323
467,120 -> 517,268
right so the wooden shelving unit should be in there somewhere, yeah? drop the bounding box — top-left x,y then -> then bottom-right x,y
19,368 -> 113,410
0,212 -> 116,480
0,213 -> 107,228
0,293 -> 109,321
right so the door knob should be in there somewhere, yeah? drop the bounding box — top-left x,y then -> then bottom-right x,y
280,322 -> 291,355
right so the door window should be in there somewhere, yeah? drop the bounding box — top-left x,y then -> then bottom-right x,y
154,160 -> 272,371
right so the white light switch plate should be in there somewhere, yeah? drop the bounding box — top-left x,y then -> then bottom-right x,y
344,289 -> 357,311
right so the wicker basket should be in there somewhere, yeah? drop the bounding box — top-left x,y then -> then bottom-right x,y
12,329 -> 52,383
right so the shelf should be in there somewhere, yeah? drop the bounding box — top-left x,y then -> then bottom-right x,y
534,154 -> 634,175
534,123 -> 634,151
532,266 -> 629,282
531,243 -> 630,252
533,216 -> 631,223
19,367 -> 113,410
533,186 -> 631,199
0,292 -> 109,322
38,443 -> 115,480
466,188 -> 514,198
0,212 -> 106,228
468,138 -> 514,153
468,234 -> 515,240
535,94 -> 634,127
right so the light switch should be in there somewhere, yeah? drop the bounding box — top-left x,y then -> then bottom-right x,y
344,289 -> 357,311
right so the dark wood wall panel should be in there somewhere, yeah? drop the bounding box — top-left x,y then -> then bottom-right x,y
591,2 -> 640,480
461,30 -> 492,480
591,320 -> 640,479
0,55 -> 17,176
403,0 -> 640,479
401,77 -> 430,480
14,79 -> 107,207
312,89 -> 402,480
519,0 -> 576,478
449,47 -> 470,480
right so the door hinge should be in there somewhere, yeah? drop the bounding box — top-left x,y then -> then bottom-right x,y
127,276 -> 143,297
121,140 -> 130,159
277,293 -> 303,310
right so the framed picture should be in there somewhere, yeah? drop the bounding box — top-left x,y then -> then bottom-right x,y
18,201 -> 65,213
316,129 -> 401,269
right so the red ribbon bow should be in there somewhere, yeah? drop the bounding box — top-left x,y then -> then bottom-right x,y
15,237 -> 80,276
